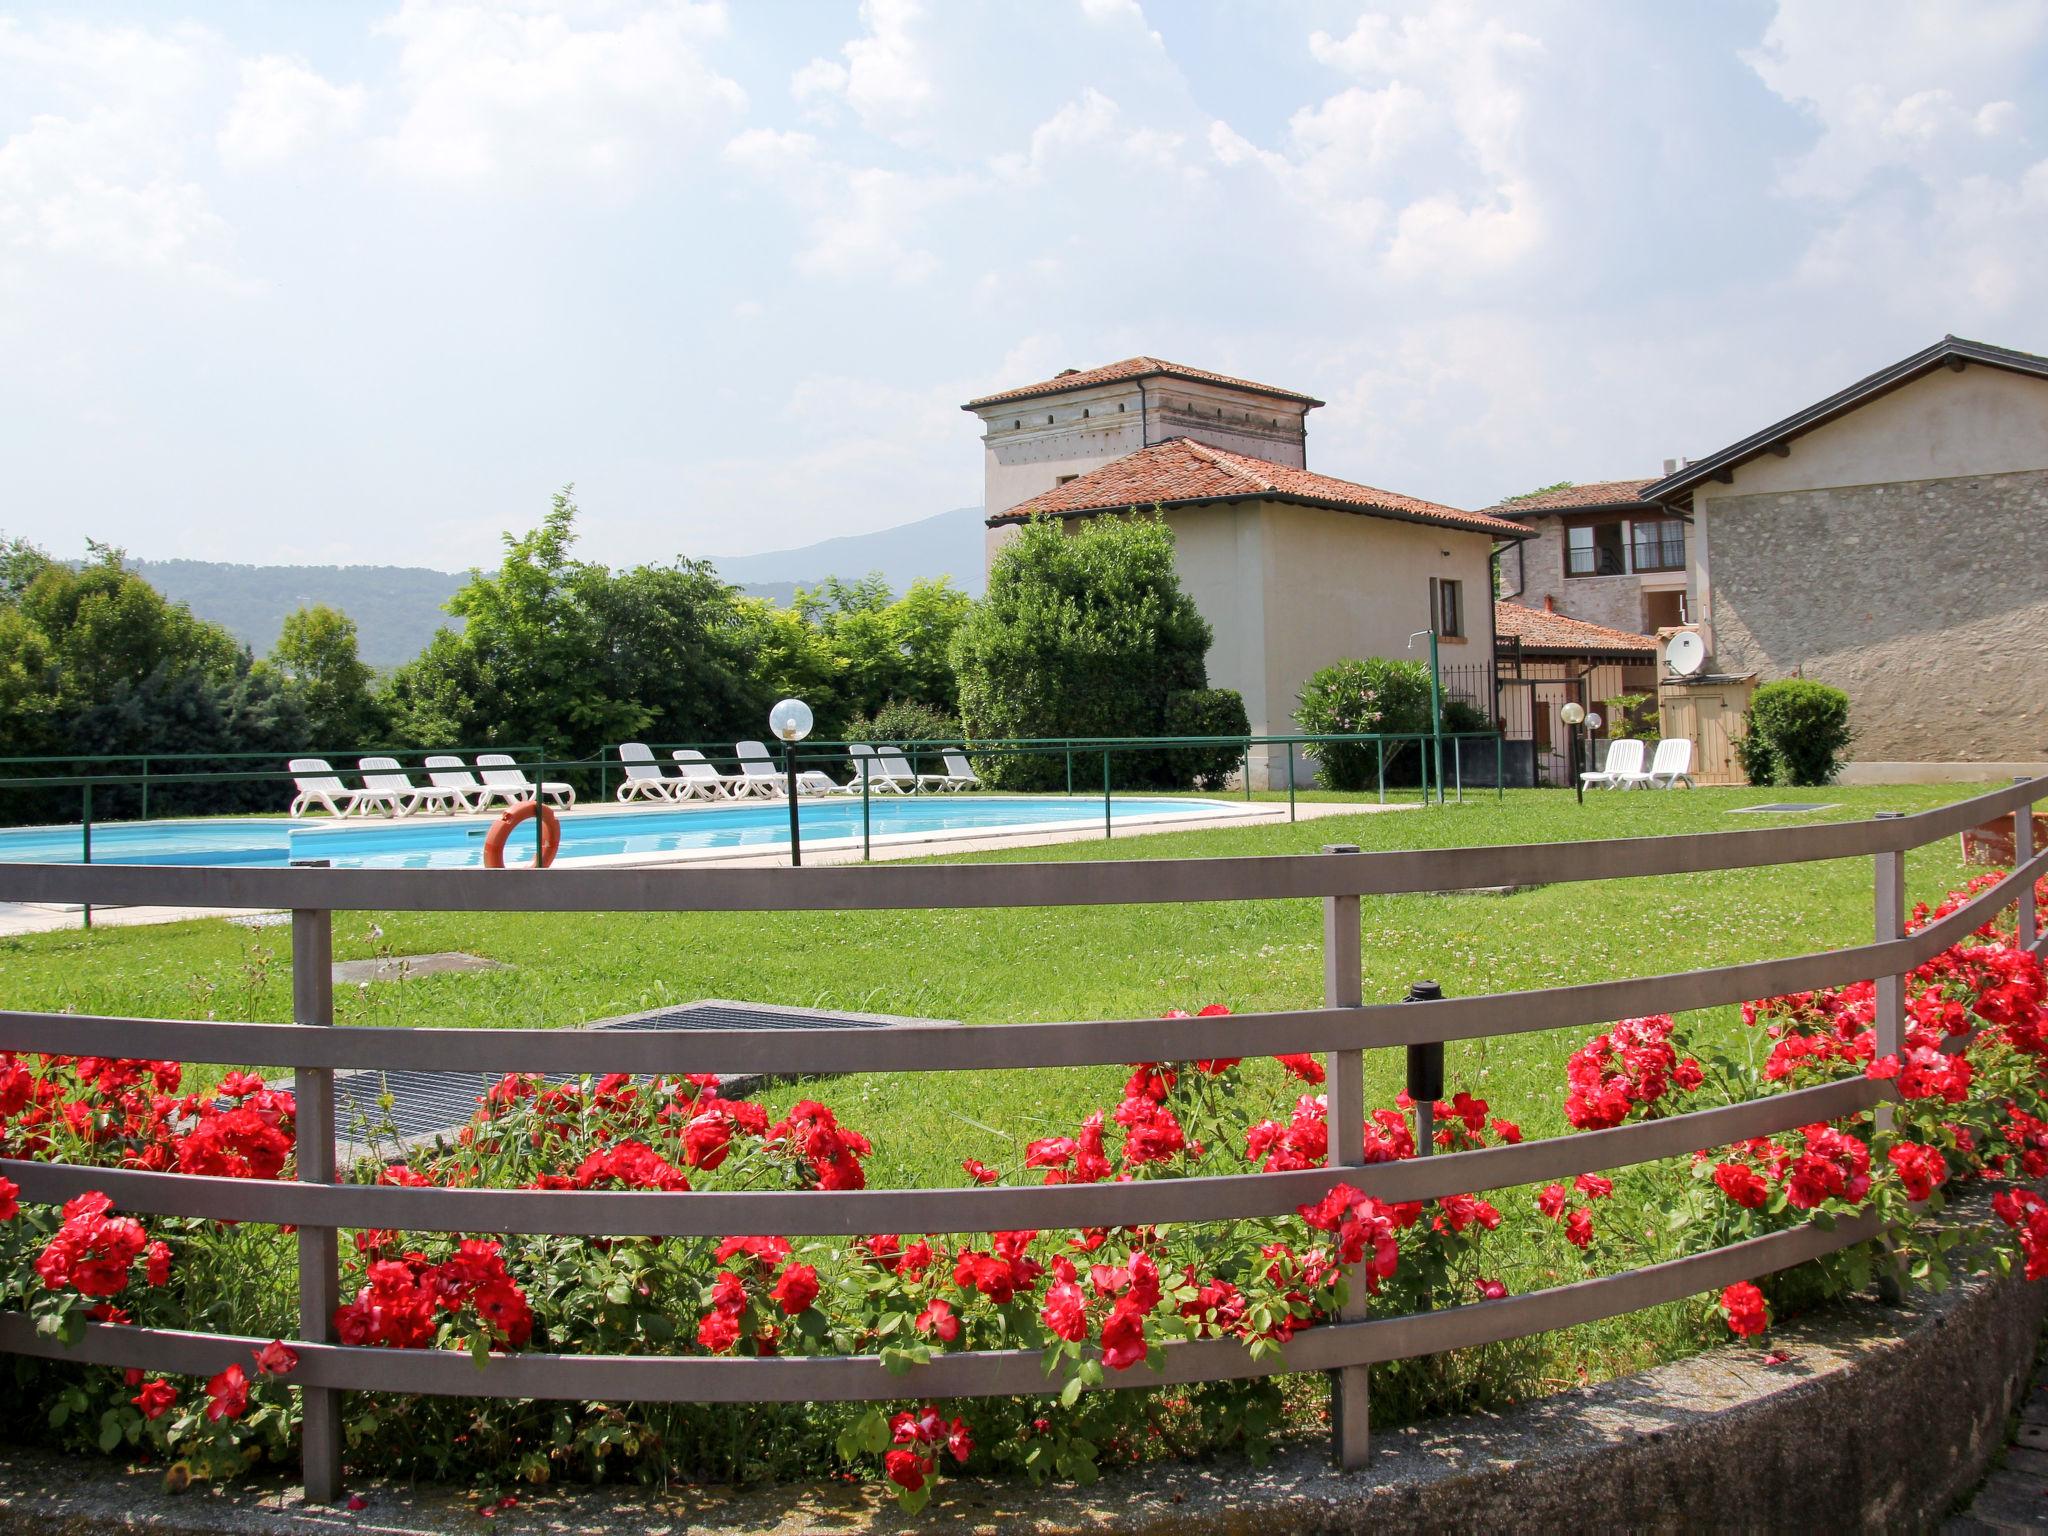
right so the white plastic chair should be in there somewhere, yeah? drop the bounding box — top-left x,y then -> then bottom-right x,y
670,749 -> 739,801
735,740 -> 839,798
841,744 -> 903,795
878,746 -> 947,792
935,751 -> 984,791
287,759 -> 373,818
359,757 -> 468,816
1620,737 -> 1696,790
1580,738 -> 1645,790
423,756 -> 485,811
616,743 -> 683,803
476,753 -> 576,809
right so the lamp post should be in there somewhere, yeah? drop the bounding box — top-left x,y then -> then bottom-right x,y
1561,700 -> 1586,805
770,698 -> 813,866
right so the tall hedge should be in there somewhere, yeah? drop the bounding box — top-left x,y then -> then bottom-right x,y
949,515 -> 1225,790
1738,678 -> 1854,787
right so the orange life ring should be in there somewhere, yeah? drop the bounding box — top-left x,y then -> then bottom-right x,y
482,801 -> 562,869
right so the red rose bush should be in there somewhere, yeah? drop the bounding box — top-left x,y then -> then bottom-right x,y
0,870 -> 2044,1508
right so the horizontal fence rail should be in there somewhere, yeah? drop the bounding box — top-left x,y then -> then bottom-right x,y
0,775 -> 2040,1499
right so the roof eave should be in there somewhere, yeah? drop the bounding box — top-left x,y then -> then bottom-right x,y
963,368 -> 1326,413
989,490 -> 1533,538
1639,335 -> 2048,504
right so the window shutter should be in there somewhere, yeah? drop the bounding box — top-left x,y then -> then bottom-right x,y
1429,576 -> 1440,635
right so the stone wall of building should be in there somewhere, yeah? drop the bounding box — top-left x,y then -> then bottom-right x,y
1511,514 -> 1657,634
1705,468 -> 2048,763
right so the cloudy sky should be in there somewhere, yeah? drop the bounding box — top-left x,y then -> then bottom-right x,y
5,0 -> 2047,572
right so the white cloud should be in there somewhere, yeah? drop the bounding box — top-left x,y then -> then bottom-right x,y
1748,0 -> 2045,196
790,0 -> 932,137
217,55 -> 365,169
1209,2 -> 1547,286
373,0 -> 746,186
0,18 -> 232,273
1747,0 -> 2048,325
724,126 -> 969,282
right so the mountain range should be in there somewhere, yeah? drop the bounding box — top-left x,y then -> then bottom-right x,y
132,506 -> 986,669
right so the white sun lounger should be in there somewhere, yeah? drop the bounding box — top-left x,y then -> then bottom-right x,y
735,740 -> 841,798
1616,737 -> 1696,790
476,753 -> 576,809
670,749 -> 740,800
423,756 -> 486,811
934,751 -> 984,791
842,743 -> 907,794
359,757 -> 469,816
616,743 -> 684,803
1581,738 -> 1645,791
879,746 -> 949,792
288,759 -> 375,818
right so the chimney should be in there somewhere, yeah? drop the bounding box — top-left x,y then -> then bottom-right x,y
1662,457 -> 1679,476
1543,595 -> 1556,613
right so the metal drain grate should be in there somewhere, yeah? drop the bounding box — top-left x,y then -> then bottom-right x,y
295,1000 -> 950,1160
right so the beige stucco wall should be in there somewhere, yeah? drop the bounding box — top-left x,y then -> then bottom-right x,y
1002,501 -> 1500,786
1688,363 -> 2048,766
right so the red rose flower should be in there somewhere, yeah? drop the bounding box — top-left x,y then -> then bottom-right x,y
1721,1281 -> 1768,1338
769,1263 -> 819,1316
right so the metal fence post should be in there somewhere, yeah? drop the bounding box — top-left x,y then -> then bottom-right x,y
80,784 -> 94,931
861,759 -> 872,861
2016,777 -> 2038,953
292,906 -> 343,1503
1320,843 -> 1369,1469
1287,743 -> 1296,823
1496,732 -> 1504,802
1102,749 -> 1112,840
1403,981 -> 1444,1156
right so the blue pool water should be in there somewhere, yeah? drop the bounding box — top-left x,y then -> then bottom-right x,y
1,796 -> 1227,871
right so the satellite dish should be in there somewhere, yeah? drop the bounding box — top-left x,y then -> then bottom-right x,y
1665,631 -> 1706,678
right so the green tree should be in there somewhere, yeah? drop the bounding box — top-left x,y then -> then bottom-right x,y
0,538 -> 303,819
949,515 -> 1219,789
381,488 -> 764,761
788,573 -> 971,729
270,605 -> 383,748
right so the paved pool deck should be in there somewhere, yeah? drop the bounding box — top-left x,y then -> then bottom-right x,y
0,797 -> 1411,938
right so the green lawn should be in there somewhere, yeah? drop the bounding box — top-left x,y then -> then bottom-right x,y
0,781 -> 2003,1423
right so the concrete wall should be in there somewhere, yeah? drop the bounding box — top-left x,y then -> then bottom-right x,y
1690,363 -> 2048,766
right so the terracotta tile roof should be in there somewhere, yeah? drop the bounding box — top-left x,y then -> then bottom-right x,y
988,438 -> 1532,538
963,356 -> 1325,410
1483,478 -> 1660,518
1495,601 -> 1656,654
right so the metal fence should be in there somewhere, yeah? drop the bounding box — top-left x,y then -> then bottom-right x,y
0,777 -> 2041,1502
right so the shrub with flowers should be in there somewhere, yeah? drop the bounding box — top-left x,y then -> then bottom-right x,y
0,869 -> 2044,1511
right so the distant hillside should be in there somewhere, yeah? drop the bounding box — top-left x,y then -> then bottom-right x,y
708,506 -> 985,596
133,560 -> 467,669
128,507 -> 985,669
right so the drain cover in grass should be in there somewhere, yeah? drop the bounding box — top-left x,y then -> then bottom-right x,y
297,1000 -> 954,1159
1727,803 -> 1839,815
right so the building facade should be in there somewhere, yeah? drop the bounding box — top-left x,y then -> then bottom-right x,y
1641,335 -> 2048,778
1485,479 -> 1690,635
964,361 -> 1528,786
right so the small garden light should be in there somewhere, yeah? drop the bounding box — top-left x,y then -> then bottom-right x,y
770,699 -> 813,865
1559,702 -> 1588,806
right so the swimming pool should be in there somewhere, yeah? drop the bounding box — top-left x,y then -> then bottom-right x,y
3,795 -> 1238,871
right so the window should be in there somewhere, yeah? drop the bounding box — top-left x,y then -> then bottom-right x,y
1431,577 -> 1464,639
1630,518 -> 1686,572
1566,521 -> 1627,577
